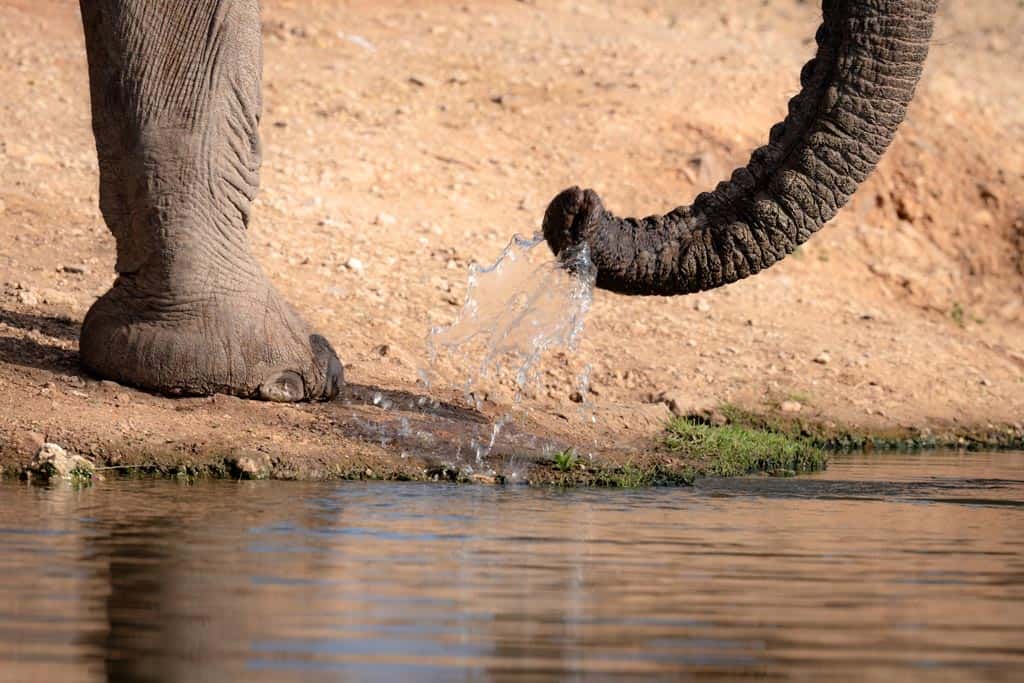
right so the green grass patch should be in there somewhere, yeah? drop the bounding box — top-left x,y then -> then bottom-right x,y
551,449 -> 579,472
664,417 -> 828,477
716,403 -> 1024,452
586,462 -> 695,488
533,459 -> 696,488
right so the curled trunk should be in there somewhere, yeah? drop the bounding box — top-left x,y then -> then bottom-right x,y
543,0 -> 939,295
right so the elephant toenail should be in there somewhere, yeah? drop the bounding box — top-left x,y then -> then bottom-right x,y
259,370 -> 305,402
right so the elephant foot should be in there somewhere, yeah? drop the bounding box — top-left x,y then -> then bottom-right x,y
79,277 -> 342,402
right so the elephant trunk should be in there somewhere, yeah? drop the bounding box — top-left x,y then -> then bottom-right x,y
543,0 -> 938,295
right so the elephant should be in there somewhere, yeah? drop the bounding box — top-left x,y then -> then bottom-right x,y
74,0 -> 937,403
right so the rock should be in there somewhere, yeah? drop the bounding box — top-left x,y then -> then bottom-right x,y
58,374 -> 86,388
342,33 -> 376,53
694,298 -> 712,313
813,351 -> 831,365
228,451 -> 271,480
28,443 -> 99,482
39,288 -> 77,307
345,257 -> 365,273
972,209 -> 995,229
17,289 -> 39,306
235,457 -> 261,477
894,195 -> 920,222
375,212 -> 397,226
780,400 -> 803,414
60,264 -> 88,275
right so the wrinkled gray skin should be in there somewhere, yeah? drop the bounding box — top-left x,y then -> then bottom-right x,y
79,0 -> 341,401
543,0 -> 939,296
76,0 -> 936,402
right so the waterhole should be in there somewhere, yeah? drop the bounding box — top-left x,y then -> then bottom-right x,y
2,451 -> 1021,680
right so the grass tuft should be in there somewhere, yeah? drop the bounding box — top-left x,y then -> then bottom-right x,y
551,449 -> 579,472
664,417 -> 828,477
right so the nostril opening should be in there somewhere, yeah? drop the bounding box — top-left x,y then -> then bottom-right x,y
543,186 -> 601,256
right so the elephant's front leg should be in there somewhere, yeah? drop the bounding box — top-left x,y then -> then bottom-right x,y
77,0 -> 342,400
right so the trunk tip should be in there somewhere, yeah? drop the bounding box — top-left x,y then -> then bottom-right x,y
542,186 -> 606,257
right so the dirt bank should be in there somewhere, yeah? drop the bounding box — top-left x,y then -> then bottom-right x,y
1,0 -> 1022,482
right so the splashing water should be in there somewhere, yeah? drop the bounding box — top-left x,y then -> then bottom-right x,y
343,233 -> 596,476
422,233 -> 596,412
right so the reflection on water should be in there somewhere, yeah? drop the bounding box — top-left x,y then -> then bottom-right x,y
0,451 -> 1022,682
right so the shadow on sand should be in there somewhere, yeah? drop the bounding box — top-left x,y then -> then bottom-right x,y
0,308 -> 81,376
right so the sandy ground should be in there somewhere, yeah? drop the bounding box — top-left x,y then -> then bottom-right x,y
1,0 -> 1022,480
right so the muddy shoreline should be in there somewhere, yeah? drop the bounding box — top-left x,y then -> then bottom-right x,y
3,390 -> 1020,486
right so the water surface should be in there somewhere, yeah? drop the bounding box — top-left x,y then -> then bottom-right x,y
1,451 -> 1022,681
